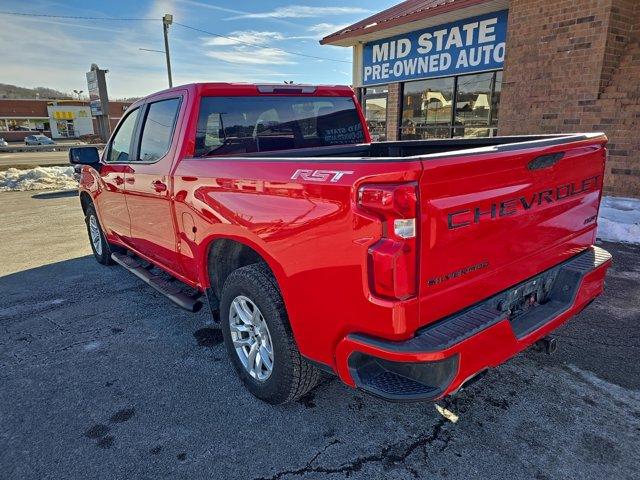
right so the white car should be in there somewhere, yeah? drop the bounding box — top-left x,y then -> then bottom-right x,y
0,138 -> 8,147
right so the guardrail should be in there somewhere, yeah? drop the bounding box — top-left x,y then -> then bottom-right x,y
0,144 -> 106,153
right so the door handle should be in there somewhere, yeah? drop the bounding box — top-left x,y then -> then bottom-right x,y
152,180 -> 168,192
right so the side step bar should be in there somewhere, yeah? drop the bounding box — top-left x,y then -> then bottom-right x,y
111,252 -> 203,313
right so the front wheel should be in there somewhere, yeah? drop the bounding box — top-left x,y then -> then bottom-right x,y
85,203 -> 114,265
220,263 -> 320,404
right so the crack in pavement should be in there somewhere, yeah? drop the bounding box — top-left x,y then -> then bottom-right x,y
306,439 -> 341,466
254,409 -> 454,480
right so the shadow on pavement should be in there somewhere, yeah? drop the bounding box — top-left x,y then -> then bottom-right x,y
31,190 -> 78,200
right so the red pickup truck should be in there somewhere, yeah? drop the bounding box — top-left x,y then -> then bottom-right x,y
70,83 -> 611,405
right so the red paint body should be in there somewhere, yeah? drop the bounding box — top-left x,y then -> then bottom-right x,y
80,83 -> 611,400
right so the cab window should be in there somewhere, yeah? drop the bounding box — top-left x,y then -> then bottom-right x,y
195,96 -> 365,157
108,108 -> 139,163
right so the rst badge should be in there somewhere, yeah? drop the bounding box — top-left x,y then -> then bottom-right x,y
291,169 -> 354,183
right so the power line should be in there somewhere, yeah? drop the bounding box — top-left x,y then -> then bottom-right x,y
173,22 -> 351,64
0,10 -> 352,64
0,11 -> 156,21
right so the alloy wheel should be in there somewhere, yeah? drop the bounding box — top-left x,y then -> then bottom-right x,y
228,295 -> 274,381
89,215 -> 103,256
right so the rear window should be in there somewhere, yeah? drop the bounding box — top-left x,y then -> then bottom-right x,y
195,96 -> 365,157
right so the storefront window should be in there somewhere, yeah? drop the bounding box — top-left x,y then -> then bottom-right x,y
401,71 -> 502,140
6,119 -> 33,131
362,85 -> 388,141
401,78 -> 454,140
1,119 -> 51,132
56,120 -> 75,137
453,72 -> 494,138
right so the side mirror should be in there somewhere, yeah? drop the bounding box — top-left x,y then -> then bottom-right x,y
69,146 -> 101,168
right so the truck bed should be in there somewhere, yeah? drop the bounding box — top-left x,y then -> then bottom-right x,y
220,133 -> 599,160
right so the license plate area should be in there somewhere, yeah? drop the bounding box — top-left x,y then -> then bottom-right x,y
410,247 -> 609,347
492,269 -> 560,321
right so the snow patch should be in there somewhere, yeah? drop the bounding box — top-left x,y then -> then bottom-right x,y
83,341 -> 102,352
597,196 -> 640,244
566,364 -> 640,403
0,166 -> 77,192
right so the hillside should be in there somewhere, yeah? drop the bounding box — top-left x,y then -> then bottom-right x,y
0,83 -> 72,100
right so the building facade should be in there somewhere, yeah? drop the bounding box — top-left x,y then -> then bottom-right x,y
322,0 -> 640,197
47,104 -> 94,139
0,99 -> 133,142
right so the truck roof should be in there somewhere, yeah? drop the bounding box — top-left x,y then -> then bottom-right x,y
141,83 -> 355,101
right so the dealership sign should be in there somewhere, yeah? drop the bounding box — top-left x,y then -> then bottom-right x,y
362,10 -> 508,86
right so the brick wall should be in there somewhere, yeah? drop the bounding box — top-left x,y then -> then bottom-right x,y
499,0 -> 640,197
386,83 -> 402,141
599,0 -> 640,195
0,99 -> 49,117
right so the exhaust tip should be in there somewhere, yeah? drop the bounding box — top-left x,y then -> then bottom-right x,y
192,300 -> 204,313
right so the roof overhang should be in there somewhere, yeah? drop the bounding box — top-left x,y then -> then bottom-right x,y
321,0 -> 508,47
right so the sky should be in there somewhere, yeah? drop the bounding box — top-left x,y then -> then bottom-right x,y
0,0 -> 397,98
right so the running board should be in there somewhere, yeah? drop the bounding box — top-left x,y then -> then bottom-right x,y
111,252 -> 203,313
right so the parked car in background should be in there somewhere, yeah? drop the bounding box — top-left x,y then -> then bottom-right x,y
25,134 -> 55,146
70,82 -> 611,405
0,138 -> 8,147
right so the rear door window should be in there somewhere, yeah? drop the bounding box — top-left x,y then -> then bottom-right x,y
138,98 -> 181,162
195,96 -> 365,157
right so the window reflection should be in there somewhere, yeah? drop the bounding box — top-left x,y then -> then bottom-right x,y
400,71 -> 502,139
363,85 -> 388,141
401,77 -> 454,140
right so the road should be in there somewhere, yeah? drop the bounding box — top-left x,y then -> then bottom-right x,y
0,150 -> 71,170
0,189 -> 639,480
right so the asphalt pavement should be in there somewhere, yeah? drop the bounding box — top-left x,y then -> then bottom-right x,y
1,189 -> 639,479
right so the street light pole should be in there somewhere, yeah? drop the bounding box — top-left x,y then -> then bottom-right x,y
163,14 -> 173,88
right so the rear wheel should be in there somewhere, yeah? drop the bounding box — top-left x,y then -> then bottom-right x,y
85,203 -> 114,265
220,263 -> 320,404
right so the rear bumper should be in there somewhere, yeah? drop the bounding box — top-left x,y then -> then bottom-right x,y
335,246 -> 612,402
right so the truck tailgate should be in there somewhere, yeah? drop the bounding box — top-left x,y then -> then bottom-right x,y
417,134 -> 607,327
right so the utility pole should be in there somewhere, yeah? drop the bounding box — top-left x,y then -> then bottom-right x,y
163,14 -> 173,88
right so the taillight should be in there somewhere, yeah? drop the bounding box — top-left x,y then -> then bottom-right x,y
358,183 -> 418,300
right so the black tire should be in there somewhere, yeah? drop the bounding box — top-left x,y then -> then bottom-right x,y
85,203 -> 114,265
220,263 -> 320,404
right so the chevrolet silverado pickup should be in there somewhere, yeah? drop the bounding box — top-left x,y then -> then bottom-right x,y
70,83 -> 611,405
